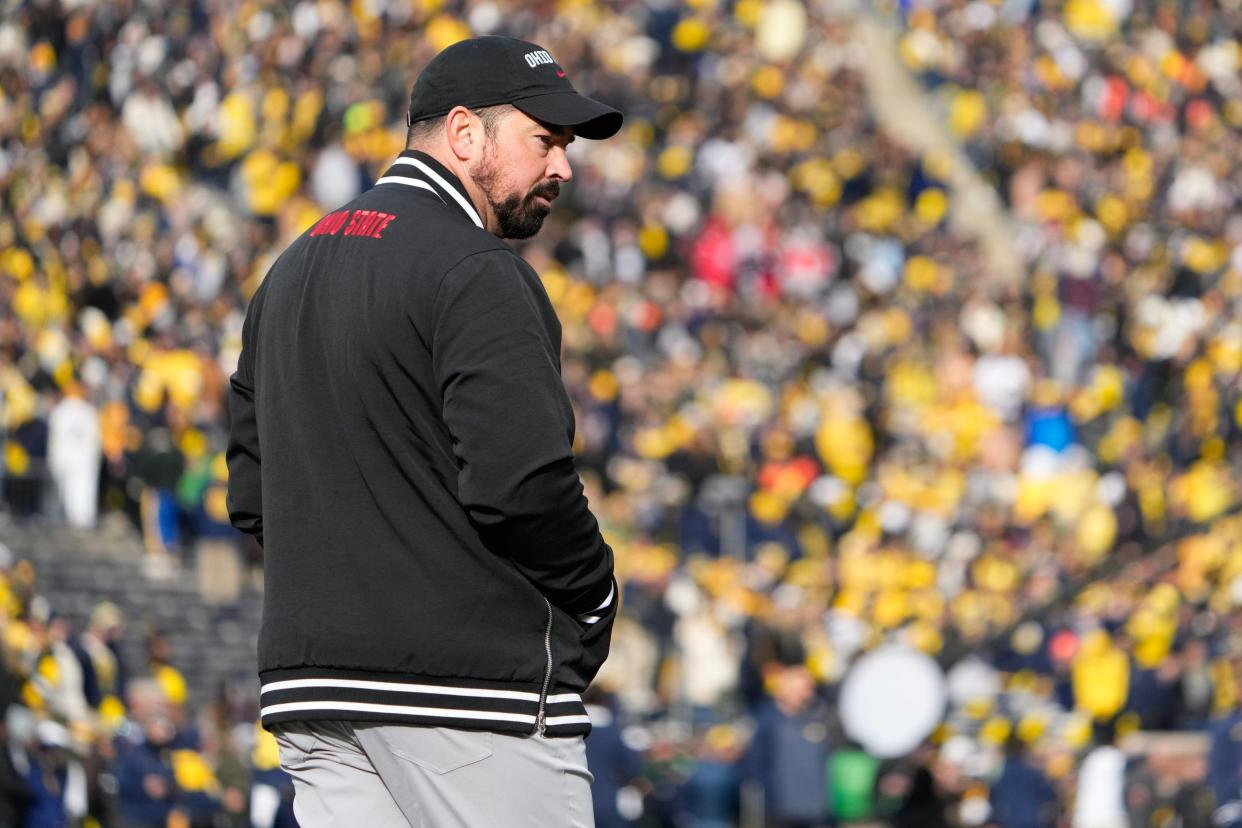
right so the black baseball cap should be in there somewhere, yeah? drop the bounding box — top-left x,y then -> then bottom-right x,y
407,36 -> 623,140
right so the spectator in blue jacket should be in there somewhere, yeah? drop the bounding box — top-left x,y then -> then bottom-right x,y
113,716 -> 177,828
21,722 -> 86,828
989,736 -> 1057,828
744,664 -> 834,828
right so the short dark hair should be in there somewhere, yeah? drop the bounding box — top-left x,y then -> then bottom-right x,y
405,105 -> 506,147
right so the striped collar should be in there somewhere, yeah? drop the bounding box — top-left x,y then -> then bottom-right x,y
374,150 -> 485,230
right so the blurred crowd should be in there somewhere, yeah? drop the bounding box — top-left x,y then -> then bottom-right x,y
0,0 -> 1240,825
0,540 -> 296,828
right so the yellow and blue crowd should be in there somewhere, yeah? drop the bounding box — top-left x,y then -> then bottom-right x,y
0,0 -> 1239,825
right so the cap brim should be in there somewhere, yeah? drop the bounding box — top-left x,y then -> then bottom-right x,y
513,92 -> 623,140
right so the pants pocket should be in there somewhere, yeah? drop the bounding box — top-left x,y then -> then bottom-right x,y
368,726 -> 493,775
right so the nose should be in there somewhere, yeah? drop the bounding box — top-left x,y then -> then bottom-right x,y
546,145 -> 572,183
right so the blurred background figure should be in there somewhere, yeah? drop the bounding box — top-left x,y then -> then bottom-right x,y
744,663 -> 834,827
887,746 -> 951,828
583,687 -> 643,828
46,385 -> 100,530
988,736 -> 1056,828
826,739 -> 879,827
113,713 -> 177,828
679,725 -> 744,828
22,720 -> 88,828
72,601 -> 127,713
1073,720 -> 1127,828
1209,696 -> 1242,828
1125,741 -> 1216,828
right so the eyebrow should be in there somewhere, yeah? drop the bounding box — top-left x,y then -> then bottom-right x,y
533,121 -> 575,144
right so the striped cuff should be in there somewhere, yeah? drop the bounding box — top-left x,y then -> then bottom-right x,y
578,582 -> 615,625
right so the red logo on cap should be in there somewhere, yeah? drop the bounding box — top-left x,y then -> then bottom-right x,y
556,70 -> 566,78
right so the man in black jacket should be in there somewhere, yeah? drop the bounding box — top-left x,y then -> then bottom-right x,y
227,36 -> 622,827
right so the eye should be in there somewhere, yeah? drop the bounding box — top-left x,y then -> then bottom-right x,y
537,135 -> 553,149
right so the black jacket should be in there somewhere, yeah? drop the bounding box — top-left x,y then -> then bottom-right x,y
227,151 -> 616,738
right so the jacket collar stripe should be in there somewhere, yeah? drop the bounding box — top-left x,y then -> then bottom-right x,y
391,157 -> 484,229
374,176 -> 444,201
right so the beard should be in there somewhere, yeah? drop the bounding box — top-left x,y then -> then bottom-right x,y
469,153 -> 560,240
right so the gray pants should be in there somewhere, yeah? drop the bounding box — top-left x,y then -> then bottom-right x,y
272,721 -> 595,827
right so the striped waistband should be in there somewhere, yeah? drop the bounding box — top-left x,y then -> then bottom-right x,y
259,671 -> 590,738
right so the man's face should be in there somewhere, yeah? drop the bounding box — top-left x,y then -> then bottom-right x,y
468,108 -> 574,239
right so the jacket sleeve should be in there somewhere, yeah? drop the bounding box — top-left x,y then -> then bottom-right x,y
431,250 -> 613,616
226,295 -> 264,546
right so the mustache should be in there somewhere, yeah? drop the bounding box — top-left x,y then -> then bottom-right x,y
529,181 -> 560,201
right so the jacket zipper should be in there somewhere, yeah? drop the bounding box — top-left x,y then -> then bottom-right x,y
535,597 -> 553,736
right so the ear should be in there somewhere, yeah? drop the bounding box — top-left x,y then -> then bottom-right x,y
445,106 -> 479,162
